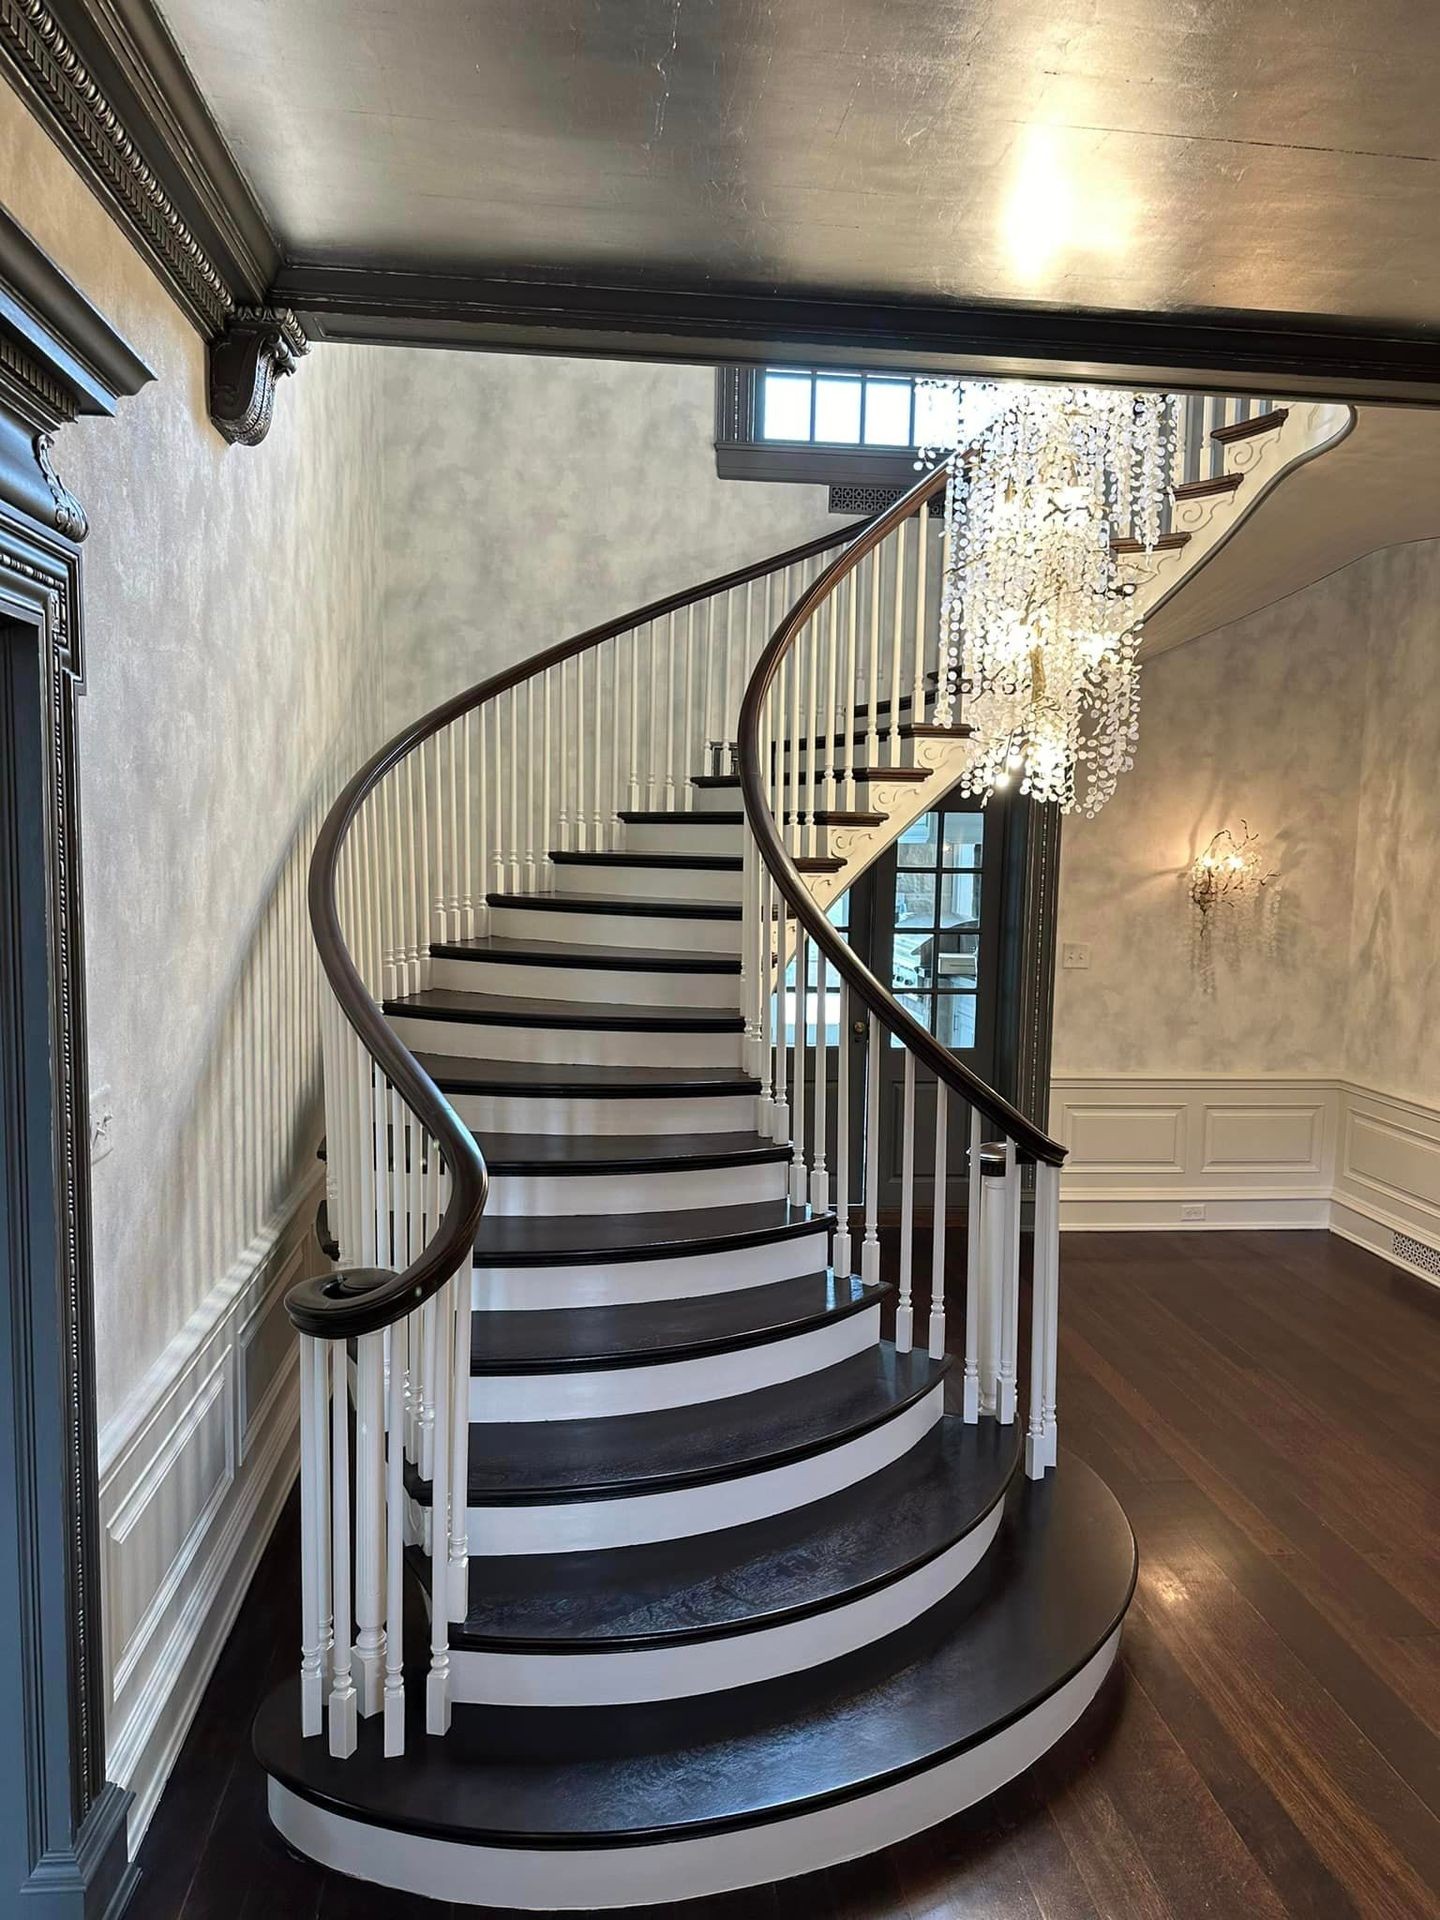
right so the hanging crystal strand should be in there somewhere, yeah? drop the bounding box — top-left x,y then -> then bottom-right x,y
789,926 -> 809,1206
861,1011 -> 881,1285
962,1106 -> 983,1419
894,1046 -> 916,1348
832,979 -> 853,1272
888,517 -> 906,765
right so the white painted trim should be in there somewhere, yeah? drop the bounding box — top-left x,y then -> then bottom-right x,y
387,1010 -> 742,1070
483,1157 -> 787,1218
621,818 -> 743,857
469,1301 -> 880,1422
99,1162 -> 326,1848
449,1498 -> 1004,1706
448,1086 -> 757,1138
266,1629 -> 1120,1909
465,1381 -> 945,1556
1050,1075 -> 1440,1278
429,953 -> 741,1008
552,860 -> 744,904
488,900 -> 742,956
472,1222 -> 831,1309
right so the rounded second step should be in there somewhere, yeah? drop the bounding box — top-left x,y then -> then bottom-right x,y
421,1411 -> 1018,1705
466,1272 -> 885,1421
407,1345 -> 948,1555
384,987 -> 744,1070
470,1128 -> 791,1217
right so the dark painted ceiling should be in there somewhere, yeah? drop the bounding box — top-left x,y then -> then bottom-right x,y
156,0 -> 1440,334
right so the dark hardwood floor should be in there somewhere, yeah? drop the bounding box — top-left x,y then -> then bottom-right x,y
126,1230 -> 1440,1919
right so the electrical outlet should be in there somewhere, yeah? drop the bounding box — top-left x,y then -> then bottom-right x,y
90,1087 -> 114,1165
1180,1202 -> 1206,1222
1061,943 -> 1092,970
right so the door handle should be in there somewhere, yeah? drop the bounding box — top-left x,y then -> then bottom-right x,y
851,1019 -> 867,1039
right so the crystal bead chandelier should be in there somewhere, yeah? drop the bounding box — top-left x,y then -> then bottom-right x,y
924,381 -> 1174,817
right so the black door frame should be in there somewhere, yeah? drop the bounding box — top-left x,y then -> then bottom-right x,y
0,208 -> 150,1917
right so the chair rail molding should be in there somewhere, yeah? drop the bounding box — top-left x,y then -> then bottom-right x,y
0,0 -> 307,444
0,201 -> 147,1917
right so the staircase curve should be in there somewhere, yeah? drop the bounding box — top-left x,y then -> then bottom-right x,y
255,391 -> 1351,1909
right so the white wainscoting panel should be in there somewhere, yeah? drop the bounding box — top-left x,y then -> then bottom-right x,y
1051,1078 -> 1340,1231
1053,1076 -> 1440,1283
99,1163 -> 324,1847
1331,1084 -> 1440,1283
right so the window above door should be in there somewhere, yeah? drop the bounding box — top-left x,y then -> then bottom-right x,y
714,365 -> 954,487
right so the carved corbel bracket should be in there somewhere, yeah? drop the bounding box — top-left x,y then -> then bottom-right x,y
207,307 -> 309,447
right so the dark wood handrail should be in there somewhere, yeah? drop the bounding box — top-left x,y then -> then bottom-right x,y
285,514 -> 873,1337
736,465 -> 1068,1168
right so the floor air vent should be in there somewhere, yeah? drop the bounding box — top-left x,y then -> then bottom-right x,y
1392,1230 -> 1440,1278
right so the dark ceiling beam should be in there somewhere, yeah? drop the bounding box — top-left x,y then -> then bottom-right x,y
0,0 -> 306,443
279,262 -> 1440,406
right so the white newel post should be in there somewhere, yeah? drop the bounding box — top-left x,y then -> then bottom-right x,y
328,1338 -> 358,1758
298,1333 -> 328,1738
1027,1159 -> 1061,1477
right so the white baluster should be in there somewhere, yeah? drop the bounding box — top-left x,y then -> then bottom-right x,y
328,1339 -> 358,1758
888,520 -> 906,765
824,581 -> 841,817
353,1329 -> 386,1718
962,1107 -> 982,1420
462,708 -> 476,934
866,549 -> 882,777
1027,1159 -> 1061,1476
912,497 -> 929,728
541,669 -> 555,888
810,941 -> 829,1214
977,1141 -> 1006,1415
591,644 -> 606,848
861,1011 -> 881,1285
664,611 -> 678,805
895,1046 -> 915,1348
842,559 -> 860,808
997,1139 -> 1021,1423
627,624 -> 643,810
682,606 -> 696,806
929,1085 -> 948,1359
575,653 -> 589,852
449,1224 -> 471,1623
789,928 -> 809,1205
426,1274 -> 453,1736
558,654 -> 573,850
446,724 -> 463,938
299,1333 -> 327,1738
383,1311 -> 407,1756
833,980 -> 853,1274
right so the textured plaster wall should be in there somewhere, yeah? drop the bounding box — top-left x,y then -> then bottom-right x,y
1054,540 -> 1439,1105
377,348 -> 834,727
0,83 -> 386,1426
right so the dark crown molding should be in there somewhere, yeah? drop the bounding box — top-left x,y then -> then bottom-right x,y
0,200 -> 151,533
0,0 -> 305,443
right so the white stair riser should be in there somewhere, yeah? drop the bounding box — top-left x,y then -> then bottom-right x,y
429,955 -> 741,1008
447,1088 -> 757,1137
387,1012 -> 741,1070
472,1225 -> 831,1309
467,1301 -> 880,1422
463,1382 -> 943,1555
267,1633 -> 1119,1909
485,1158 -> 788,1219
622,819 -> 743,857
447,1497 -> 1001,1703
689,785 -> 741,814
488,902 -> 742,955
552,862 -> 743,905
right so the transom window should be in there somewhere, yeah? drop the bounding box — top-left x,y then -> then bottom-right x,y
888,806 -> 984,1050
759,369 -> 957,451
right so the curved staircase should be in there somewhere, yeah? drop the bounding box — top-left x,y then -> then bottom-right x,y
254,391 -> 1349,1909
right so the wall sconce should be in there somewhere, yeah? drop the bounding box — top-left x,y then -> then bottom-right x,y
1189,821 -> 1275,915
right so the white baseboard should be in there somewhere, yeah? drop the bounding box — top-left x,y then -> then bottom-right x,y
1050,1075 -> 1440,1281
98,1162 -> 325,1848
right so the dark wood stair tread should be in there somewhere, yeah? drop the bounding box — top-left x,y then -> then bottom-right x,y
1171,472 -> 1244,500
254,1459 -> 1135,1842
414,1051 -> 756,1096
413,1347 -> 947,1503
1111,530 -> 1190,553
488,889 -> 742,920
385,988 -> 742,1032
464,1129 -> 789,1176
472,1197 -> 831,1267
1211,407 -> 1288,442
442,1411 -> 1015,1648
617,809 -> 743,825
430,934 -> 740,974
468,1272 -> 882,1373
550,850 -> 742,872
